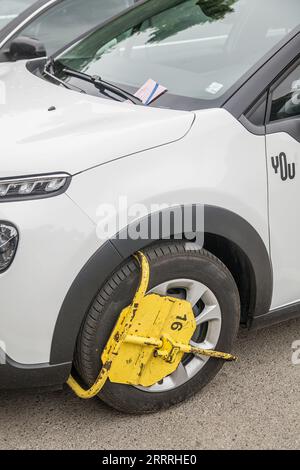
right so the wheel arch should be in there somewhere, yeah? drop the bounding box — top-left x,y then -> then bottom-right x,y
50,205 -> 272,365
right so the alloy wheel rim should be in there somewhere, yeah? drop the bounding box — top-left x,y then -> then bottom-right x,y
135,278 -> 222,393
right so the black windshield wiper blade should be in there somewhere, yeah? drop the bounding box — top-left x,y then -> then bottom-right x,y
62,67 -> 143,105
43,58 -> 86,94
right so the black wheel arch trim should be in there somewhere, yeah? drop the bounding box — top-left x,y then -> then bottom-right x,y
0,349 -> 71,390
50,205 -> 273,365
251,301 -> 300,330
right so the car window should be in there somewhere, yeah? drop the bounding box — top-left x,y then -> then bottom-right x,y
0,0 -> 36,30
13,0 -> 134,56
58,0 -> 300,103
270,64 -> 300,122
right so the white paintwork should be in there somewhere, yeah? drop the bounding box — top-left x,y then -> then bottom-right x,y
0,58 -> 290,366
0,61 -> 194,178
67,108 -> 269,251
266,132 -> 300,309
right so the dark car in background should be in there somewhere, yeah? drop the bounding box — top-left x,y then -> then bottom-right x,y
0,0 -> 136,62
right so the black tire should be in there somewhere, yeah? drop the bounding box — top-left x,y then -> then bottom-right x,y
75,241 -> 240,414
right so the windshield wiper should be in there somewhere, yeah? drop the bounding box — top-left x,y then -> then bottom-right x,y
62,67 -> 143,105
43,58 -> 86,94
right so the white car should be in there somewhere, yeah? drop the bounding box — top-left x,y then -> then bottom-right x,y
0,0 -> 300,413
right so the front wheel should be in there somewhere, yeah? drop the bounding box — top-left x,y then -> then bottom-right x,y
75,242 -> 240,413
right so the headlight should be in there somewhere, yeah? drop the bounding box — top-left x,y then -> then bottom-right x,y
0,173 -> 71,202
0,223 -> 18,272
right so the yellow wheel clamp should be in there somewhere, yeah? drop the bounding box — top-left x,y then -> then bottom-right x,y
68,252 -> 237,399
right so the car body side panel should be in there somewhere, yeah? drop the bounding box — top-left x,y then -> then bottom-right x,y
266,132 -> 300,309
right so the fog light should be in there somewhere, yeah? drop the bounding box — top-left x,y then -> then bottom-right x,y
0,223 -> 18,272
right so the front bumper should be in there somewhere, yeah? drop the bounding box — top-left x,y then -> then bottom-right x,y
0,193 -> 100,367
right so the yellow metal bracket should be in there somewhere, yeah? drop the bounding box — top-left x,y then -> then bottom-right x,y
67,252 -> 237,399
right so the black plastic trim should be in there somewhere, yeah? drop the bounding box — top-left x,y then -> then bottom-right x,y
203,206 -> 272,318
0,352 -> 71,390
265,57 -> 300,143
241,91 -> 268,134
50,240 -> 123,364
239,115 -> 266,136
225,31 -> 300,119
251,302 -> 300,330
236,34 -> 300,135
50,205 -> 273,365
266,117 -> 300,144
110,205 -> 203,258
111,206 -> 273,320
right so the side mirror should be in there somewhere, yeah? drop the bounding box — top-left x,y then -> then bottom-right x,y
9,36 -> 46,61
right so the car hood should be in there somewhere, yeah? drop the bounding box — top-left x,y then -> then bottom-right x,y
0,61 -> 195,177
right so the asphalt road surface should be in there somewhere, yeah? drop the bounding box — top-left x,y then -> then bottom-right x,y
1,318 -> 300,450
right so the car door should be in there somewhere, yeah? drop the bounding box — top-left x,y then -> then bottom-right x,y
0,0 -> 135,60
266,59 -> 300,309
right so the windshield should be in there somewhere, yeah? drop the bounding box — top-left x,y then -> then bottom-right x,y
57,0 -> 300,106
0,0 -> 36,30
